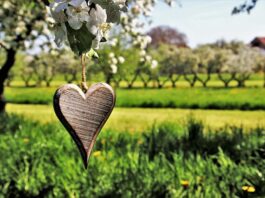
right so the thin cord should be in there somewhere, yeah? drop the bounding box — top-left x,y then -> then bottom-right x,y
81,54 -> 88,92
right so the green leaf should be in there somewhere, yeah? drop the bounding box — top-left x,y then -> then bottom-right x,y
65,22 -> 96,55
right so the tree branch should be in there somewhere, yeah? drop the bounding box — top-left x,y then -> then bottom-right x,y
0,42 -> 8,51
232,0 -> 258,14
43,0 -> 50,6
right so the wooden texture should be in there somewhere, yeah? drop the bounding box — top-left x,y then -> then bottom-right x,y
53,83 -> 115,168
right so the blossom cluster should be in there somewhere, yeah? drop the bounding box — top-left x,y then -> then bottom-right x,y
49,0 -> 127,55
227,46 -> 260,73
139,50 -> 158,69
0,1 -> 48,50
108,52 -> 125,74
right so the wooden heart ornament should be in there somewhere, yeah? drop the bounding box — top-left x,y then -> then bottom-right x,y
53,83 -> 115,168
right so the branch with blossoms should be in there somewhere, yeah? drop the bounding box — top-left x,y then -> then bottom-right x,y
47,0 -> 176,87
48,0 -> 128,55
48,0 -> 176,54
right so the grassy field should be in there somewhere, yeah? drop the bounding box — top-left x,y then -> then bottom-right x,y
0,114 -> 264,197
6,104 -> 265,131
5,85 -> 265,110
2,77 -> 265,197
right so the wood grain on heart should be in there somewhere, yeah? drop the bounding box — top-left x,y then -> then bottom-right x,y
53,83 -> 115,168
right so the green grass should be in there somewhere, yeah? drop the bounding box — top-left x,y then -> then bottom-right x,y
6,104 -> 265,131
5,85 -> 265,110
0,113 -> 264,197
116,87 -> 265,110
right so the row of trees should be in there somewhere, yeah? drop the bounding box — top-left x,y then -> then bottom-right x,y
5,51 -> 80,87
92,40 -> 265,88
7,41 -> 265,88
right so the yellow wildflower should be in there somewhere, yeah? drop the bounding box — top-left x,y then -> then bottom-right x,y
93,151 -> 101,157
181,180 -> 189,188
242,186 -> 255,193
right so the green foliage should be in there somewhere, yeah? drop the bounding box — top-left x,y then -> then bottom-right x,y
0,113 -> 264,197
66,23 -> 96,55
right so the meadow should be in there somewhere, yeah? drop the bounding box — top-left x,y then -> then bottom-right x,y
0,113 -> 264,197
6,104 -> 265,131
5,83 -> 265,110
1,78 -> 265,197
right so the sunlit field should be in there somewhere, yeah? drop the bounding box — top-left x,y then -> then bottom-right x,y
5,82 -> 265,110
6,104 -> 265,132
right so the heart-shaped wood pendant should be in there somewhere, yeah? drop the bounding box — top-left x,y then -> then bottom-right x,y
53,83 -> 115,168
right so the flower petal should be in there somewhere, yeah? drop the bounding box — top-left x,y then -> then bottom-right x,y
68,16 -> 83,30
55,2 -> 68,12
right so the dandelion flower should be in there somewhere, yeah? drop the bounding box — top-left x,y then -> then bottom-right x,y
242,186 -> 255,193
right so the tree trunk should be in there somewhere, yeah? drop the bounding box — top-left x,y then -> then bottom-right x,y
218,72 -> 235,88
64,74 -> 71,83
184,74 -> 197,88
125,73 -> 138,89
25,80 -> 30,87
236,80 -> 245,88
106,74 -> 112,85
197,73 -> 210,88
170,75 -> 181,88
127,83 -> 133,89
115,81 -> 120,88
171,80 -> 176,88
235,74 -> 250,88
46,81 -> 51,87
0,49 -> 16,112
156,77 -> 168,89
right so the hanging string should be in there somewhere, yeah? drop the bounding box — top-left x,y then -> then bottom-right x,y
81,54 -> 89,92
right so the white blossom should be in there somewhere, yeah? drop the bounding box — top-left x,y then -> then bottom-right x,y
151,60 -> 158,69
140,50 -> 146,56
145,55 -> 152,62
110,64 -> 118,74
118,56 -> 125,64
109,38 -> 118,46
49,0 -> 127,54
109,53 -> 115,58
112,57 -> 118,65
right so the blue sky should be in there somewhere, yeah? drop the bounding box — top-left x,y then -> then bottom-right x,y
149,0 -> 265,47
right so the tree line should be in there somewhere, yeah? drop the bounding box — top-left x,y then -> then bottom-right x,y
6,40 -> 265,88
